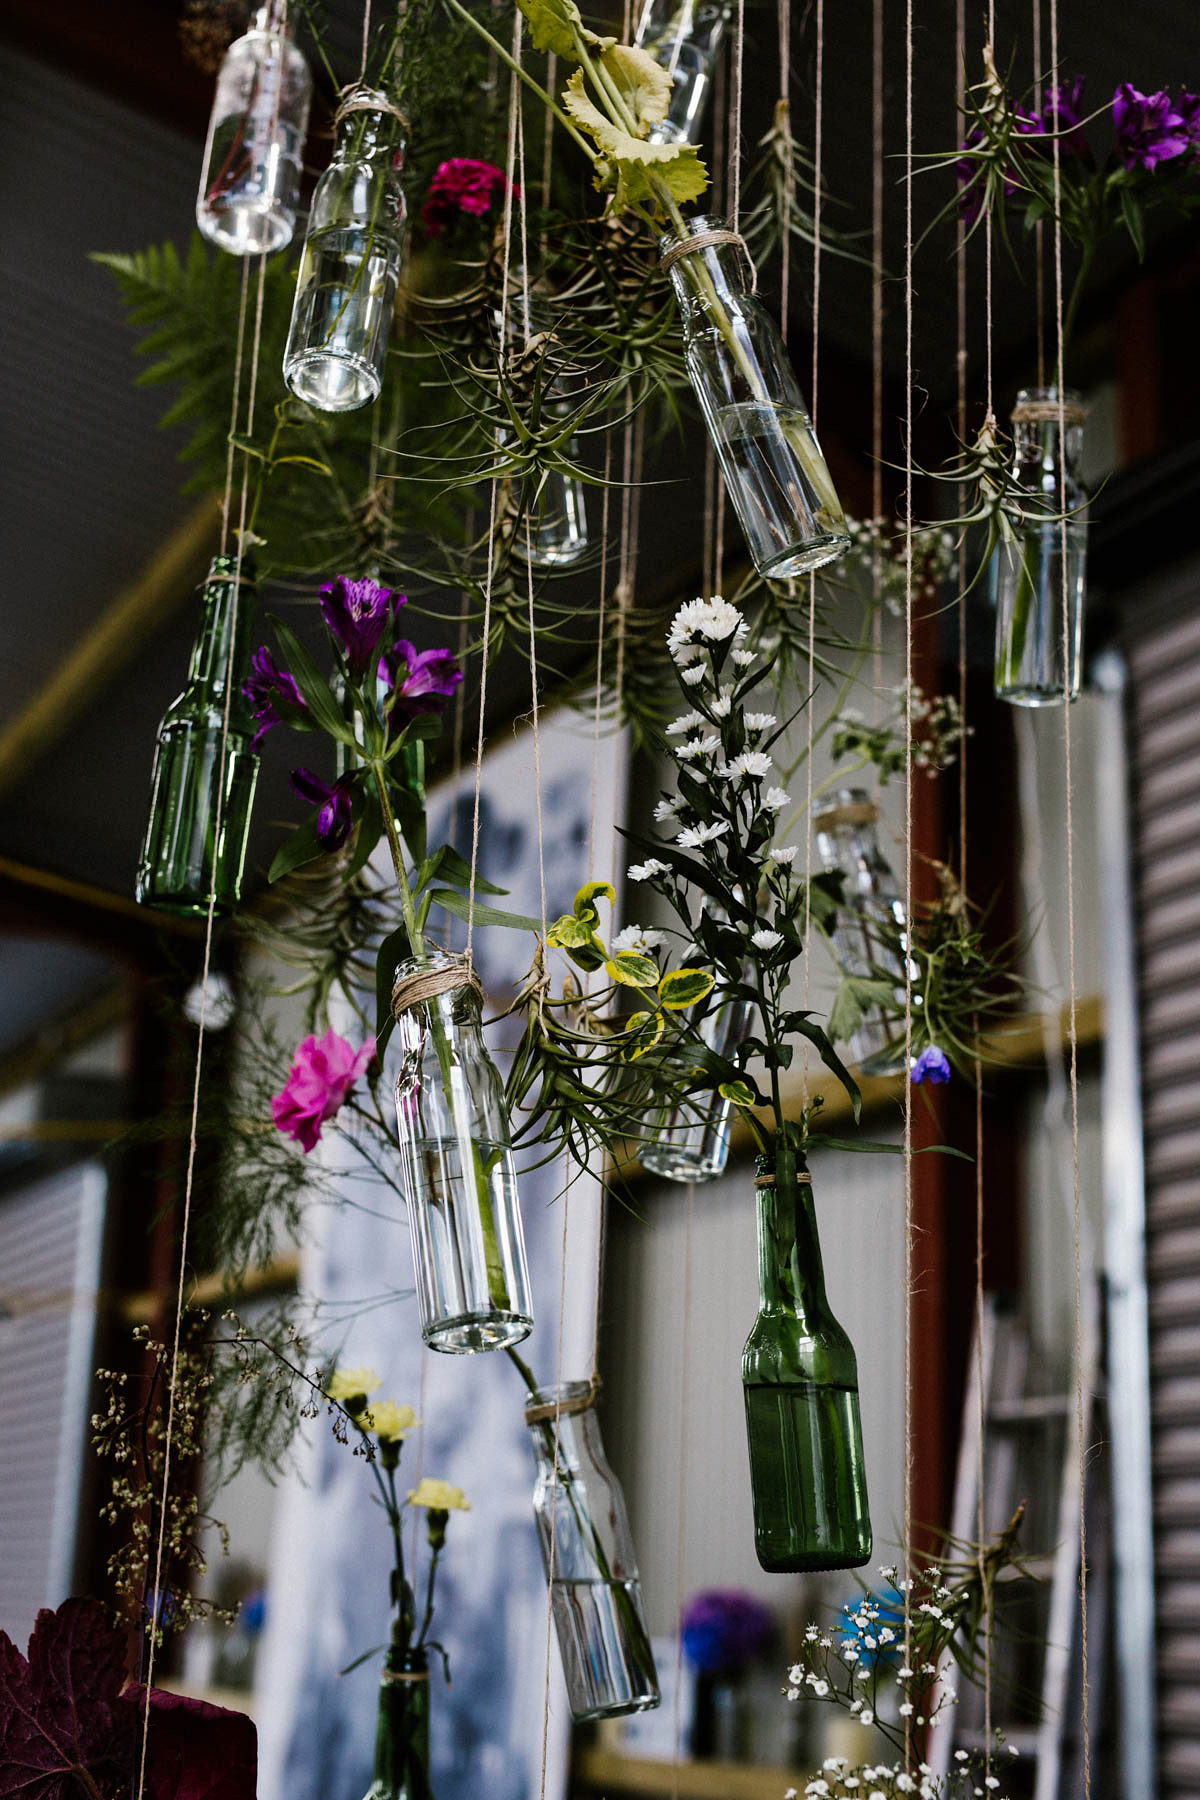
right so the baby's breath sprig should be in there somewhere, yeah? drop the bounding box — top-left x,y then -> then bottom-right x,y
831,682 -> 970,787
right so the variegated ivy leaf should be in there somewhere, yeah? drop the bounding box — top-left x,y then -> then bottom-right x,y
573,879 -> 616,926
657,966 -> 715,1010
547,912 -> 596,950
564,70 -> 708,210
517,0 -> 613,60
600,44 -> 672,132
605,951 -> 660,988
718,1078 -> 757,1108
624,1009 -> 665,1058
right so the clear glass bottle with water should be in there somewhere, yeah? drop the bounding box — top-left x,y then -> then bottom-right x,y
635,0 -> 730,145
284,90 -> 407,413
135,554 -> 260,915
814,789 -> 908,1074
992,387 -> 1088,706
639,993 -> 754,1182
513,424 -> 590,569
392,948 -> 533,1353
660,217 -> 851,579
196,1 -> 312,256
525,1382 -> 660,1721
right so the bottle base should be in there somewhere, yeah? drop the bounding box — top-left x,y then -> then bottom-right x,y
134,878 -> 234,917
754,1539 -> 873,1574
197,203 -> 295,257
284,350 -> 381,413
994,682 -> 1078,708
638,1144 -> 728,1183
571,1692 -> 662,1723
423,1311 -> 533,1354
760,531 -> 852,579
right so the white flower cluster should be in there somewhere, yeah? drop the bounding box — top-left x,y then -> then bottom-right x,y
667,594 -> 747,663
611,925 -> 665,954
845,517 -> 958,618
789,1760 -> 1006,1800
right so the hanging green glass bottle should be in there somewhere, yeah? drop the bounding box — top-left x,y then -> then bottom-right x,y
135,553 -> 260,915
742,1147 -> 872,1572
362,1640 -> 434,1800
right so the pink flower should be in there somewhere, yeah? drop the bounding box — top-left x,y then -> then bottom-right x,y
421,158 -> 516,237
271,1029 -> 376,1152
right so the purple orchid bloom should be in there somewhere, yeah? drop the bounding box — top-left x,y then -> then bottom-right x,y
318,575 -> 405,676
1113,83 -> 1191,172
290,767 -> 356,849
243,647 -> 307,749
910,1045 -> 952,1086
383,639 -> 464,725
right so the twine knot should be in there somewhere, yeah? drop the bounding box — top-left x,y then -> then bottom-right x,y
391,956 -> 482,1022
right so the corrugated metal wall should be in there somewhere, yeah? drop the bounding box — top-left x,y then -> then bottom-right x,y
1128,592 -> 1200,1799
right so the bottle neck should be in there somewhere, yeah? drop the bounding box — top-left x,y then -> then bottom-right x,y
334,106 -> 406,168
186,559 -> 256,694
754,1153 -> 829,1319
662,217 -> 749,316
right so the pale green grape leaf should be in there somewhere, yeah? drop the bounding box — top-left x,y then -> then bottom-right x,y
517,0 -> 613,59
599,44 -> 672,131
564,70 -> 708,210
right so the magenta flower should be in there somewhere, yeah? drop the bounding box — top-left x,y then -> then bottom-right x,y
1113,84 -> 1191,172
319,575 -> 405,676
243,647 -> 307,748
910,1045 -> 952,1086
1178,91 -> 1200,149
421,159 -> 516,237
1037,78 -> 1090,158
382,639 -> 464,725
291,767 -> 356,848
272,1028 -> 376,1152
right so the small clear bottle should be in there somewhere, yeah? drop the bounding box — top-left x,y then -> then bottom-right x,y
393,948 -> 533,1353
639,994 -> 754,1182
513,436 -> 590,569
195,2 -> 312,256
525,1382 -> 660,1721
136,554 -> 260,915
660,217 -> 850,579
814,790 -> 907,1074
635,0 -> 730,145
992,387 -> 1088,706
284,89 -> 408,413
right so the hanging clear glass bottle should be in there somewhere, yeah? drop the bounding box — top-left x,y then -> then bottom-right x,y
660,217 -> 851,579
635,0 -> 730,145
392,948 -> 533,1353
992,387 -> 1088,706
136,553 -> 260,915
814,789 -> 908,1075
742,1149 -> 872,1572
639,993 -> 754,1182
362,1640 -> 433,1800
525,1382 -> 660,1721
512,433 -> 590,569
284,89 -> 408,413
195,2 -> 312,256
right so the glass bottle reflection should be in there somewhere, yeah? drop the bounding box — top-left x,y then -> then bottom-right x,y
635,0 -> 730,145
196,1 -> 312,256
814,789 -> 907,1074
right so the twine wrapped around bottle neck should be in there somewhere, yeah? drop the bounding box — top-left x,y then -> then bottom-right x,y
755,1169 -> 812,1188
1011,396 -> 1086,427
524,1375 -> 602,1426
813,800 -> 878,831
391,956 -> 482,1021
334,85 -> 410,134
659,228 -> 758,292
381,1667 -> 430,1685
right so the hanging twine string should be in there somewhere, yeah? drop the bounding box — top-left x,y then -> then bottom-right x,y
1048,0 -> 1092,1779
537,1170 -> 573,1800
669,1183 -> 697,1800
799,0 -> 825,1110
728,0 -> 745,233
1032,0 -> 1045,388
218,263 -> 251,554
901,0 -> 915,1767
777,0 -> 793,328
135,246 -> 271,1800
359,0 -> 372,81
870,0 -> 885,736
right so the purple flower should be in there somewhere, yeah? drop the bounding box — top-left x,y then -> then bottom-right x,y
243,646 -> 307,748
318,575 -> 405,676
910,1045 -> 952,1086
1178,91 -> 1200,149
1038,78 -> 1090,158
382,639 -> 464,725
421,159 -> 516,237
271,1028 -> 376,1153
290,767 -> 356,849
680,1590 -> 775,1676
1113,84 -> 1191,172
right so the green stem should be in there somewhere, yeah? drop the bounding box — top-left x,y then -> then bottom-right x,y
1056,242 -> 1093,384
441,0 -> 594,159
416,1541 -> 441,1647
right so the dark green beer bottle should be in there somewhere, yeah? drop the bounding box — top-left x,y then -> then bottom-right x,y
742,1148 -> 872,1572
135,553 -> 260,914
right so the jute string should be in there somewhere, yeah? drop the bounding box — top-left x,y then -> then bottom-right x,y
1048,0 -> 1092,1778
524,1377 -> 601,1425
901,0 -> 915,1765
333,87 -> 409,131
799,0 -> 825,1111
870,0 -> 885,737
135,243 -> 270,1800
776,0 -> 792,328
1012,397 -> 1085,425
658,227 -> 753,278
669,1184 -> 697,1800
391,960 -> 482,1018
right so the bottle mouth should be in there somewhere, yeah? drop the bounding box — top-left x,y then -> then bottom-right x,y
813,789 -> 878,832
1012,386 -> 1086,427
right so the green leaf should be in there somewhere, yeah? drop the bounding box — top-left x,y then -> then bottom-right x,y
421,843 -> 506,897
342,779 -> 383,883
574,879 -> 616,924
266,614 -> 356,744
624,1009 -> 665,1059
267,815 -> 327,883
563,70 -> 708,210
605,951 -> 660,989
718,1078 -> 757,1108
387,776 -> 427,867
599,44 -> 672,132
1120,185 -> 1146,261
547,913 -> 598,950
657,967 -> 715,1010
515,0 -> 613,59
427,889 -> 543,932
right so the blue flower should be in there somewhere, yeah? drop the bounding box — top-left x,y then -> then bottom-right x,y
910,1045 -> 951,1086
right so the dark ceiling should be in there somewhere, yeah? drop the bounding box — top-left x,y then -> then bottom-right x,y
0,0 -> 1197,1056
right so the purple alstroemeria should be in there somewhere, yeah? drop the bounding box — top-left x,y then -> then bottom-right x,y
1037,78 -> 1090,159
910,1045 -> 952,1086
1113,83 -> 1191,172
1178,91 -> 1200,150
243,646 -> 307,749
382,639 -> 464,726
291,767 -> 356,849
318,575 -> 406,677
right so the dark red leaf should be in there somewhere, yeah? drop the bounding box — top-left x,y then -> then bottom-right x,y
0,1598 -> 133,1800
125,1686 -> 257,1800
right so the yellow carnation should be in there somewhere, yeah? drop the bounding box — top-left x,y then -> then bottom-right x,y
363,1399 -> 421,1443
407,1477 -> 470,1512
325,1366 -> 381,1410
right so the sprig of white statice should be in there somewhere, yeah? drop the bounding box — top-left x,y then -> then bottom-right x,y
832,683 -> 970,786
843,517 -> 958,618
